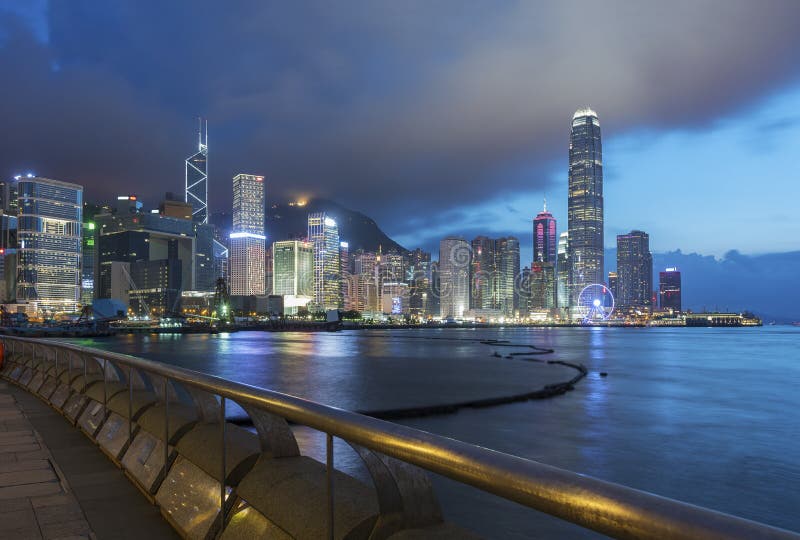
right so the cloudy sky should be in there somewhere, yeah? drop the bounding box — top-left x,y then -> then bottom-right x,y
1,1 -> 799,263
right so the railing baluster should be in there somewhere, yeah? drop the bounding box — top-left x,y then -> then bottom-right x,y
128,366 -> 133,442
219,396 -> 226,532
163,378 -> 169,479
327,432 -> 334,540
103,357 -> 108,408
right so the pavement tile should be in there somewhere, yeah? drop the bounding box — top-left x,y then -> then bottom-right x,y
34,501 -> 85,525
17,449 -> 51,461
0,480 -> 62,499
0,507 -> 43,539
0,434 -> 39,446
0,429 -> 34,440
0,458 -> 51,474
0,442 -> 41,454
30,493 -> 80,509
1,496 -> 33,512
40,518 -> 92,540
0,467 -> 58,487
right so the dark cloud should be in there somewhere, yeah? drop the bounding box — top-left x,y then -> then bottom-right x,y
2,1 -> 800,239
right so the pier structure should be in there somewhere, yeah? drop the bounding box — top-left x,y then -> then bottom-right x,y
0,335 -> 797,540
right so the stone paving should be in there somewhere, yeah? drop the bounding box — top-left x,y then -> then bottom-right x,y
0,381 -> 93,540
0,381 -> 177,540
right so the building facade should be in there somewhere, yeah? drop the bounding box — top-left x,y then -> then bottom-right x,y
556,231 -> 569,313
16,177 -> 83,315
308,213 -> 341,310
533,202 -> 557,264
470,236 -> 495,310
272,240 -> 313,314
438,236 -> 470,319
659,268 -> 682,312
230,173 -> 266,296
568,108 -> 604,307
495,236 -> 520,316
616,230 -> 653,310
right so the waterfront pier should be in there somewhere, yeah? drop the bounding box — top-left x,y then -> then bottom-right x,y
1,335 -> 798,540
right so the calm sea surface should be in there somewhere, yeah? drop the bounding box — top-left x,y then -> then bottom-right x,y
68,326 -> 800,538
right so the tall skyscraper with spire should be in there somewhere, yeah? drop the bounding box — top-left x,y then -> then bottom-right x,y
568,107 -> 604,309
531,200 -> 557,311
185,118 -> 208,224
533,199 -> 557,264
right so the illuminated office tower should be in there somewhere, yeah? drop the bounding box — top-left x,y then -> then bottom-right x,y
533,200 -> 557,264
532,201 -> 557,312
495,236 -> 520,316
340,242 -> 355,310
616,230 -> 652,310
470,236 -> 495,309
229,174 -> 265,296
81,221 -> 96,306
607,271 -> 618,300
530,262 -> 556,311
353,250 -> 379,313
438,236 -> 470,319
272,240 -> 313,314
185,119 -> 208,224
556,232 -> 569,312
659,268 -> 682,312
16,176 -> 83,315
308,212 -> 341,310
408,248 -> 431,317
568,108 -> 604,305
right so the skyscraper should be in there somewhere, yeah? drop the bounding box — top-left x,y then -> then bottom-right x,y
438,236 -> 470,319
568,107 -> 604,307
495,236 -> 520,316
16,176 -> 83,315
616,230 -> 653,310
185,119 -> 208,224
556,232 -> 569,312
659,268 -> 682,312
308,213 -> 341,310
470,236 -> 495,310
533,200 -> 557,264
532,201 -> 557,313
272,240 -> 313,314
408,248 -> 431,317
229,174 -> 265,296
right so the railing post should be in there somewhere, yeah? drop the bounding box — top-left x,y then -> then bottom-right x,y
327,433 -> 334,540
163,378 -> 169,478
219,396 -> 226,532
103,358 -> 108,408
128,366 -> 133,441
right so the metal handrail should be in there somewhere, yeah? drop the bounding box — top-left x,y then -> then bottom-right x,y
2,334 -> 798,540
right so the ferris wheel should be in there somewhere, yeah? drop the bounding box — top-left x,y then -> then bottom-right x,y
577,284 -> 615,323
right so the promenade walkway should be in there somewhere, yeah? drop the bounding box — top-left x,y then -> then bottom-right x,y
0,380 -> 176,540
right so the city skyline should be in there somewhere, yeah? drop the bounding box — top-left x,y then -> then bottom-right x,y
1,2 -> 799,260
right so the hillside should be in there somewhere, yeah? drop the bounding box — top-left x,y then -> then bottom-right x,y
266,198 -> 407,253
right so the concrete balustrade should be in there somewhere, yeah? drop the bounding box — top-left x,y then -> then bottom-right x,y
156,421 -> 261,539
122,400 -> 198,497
